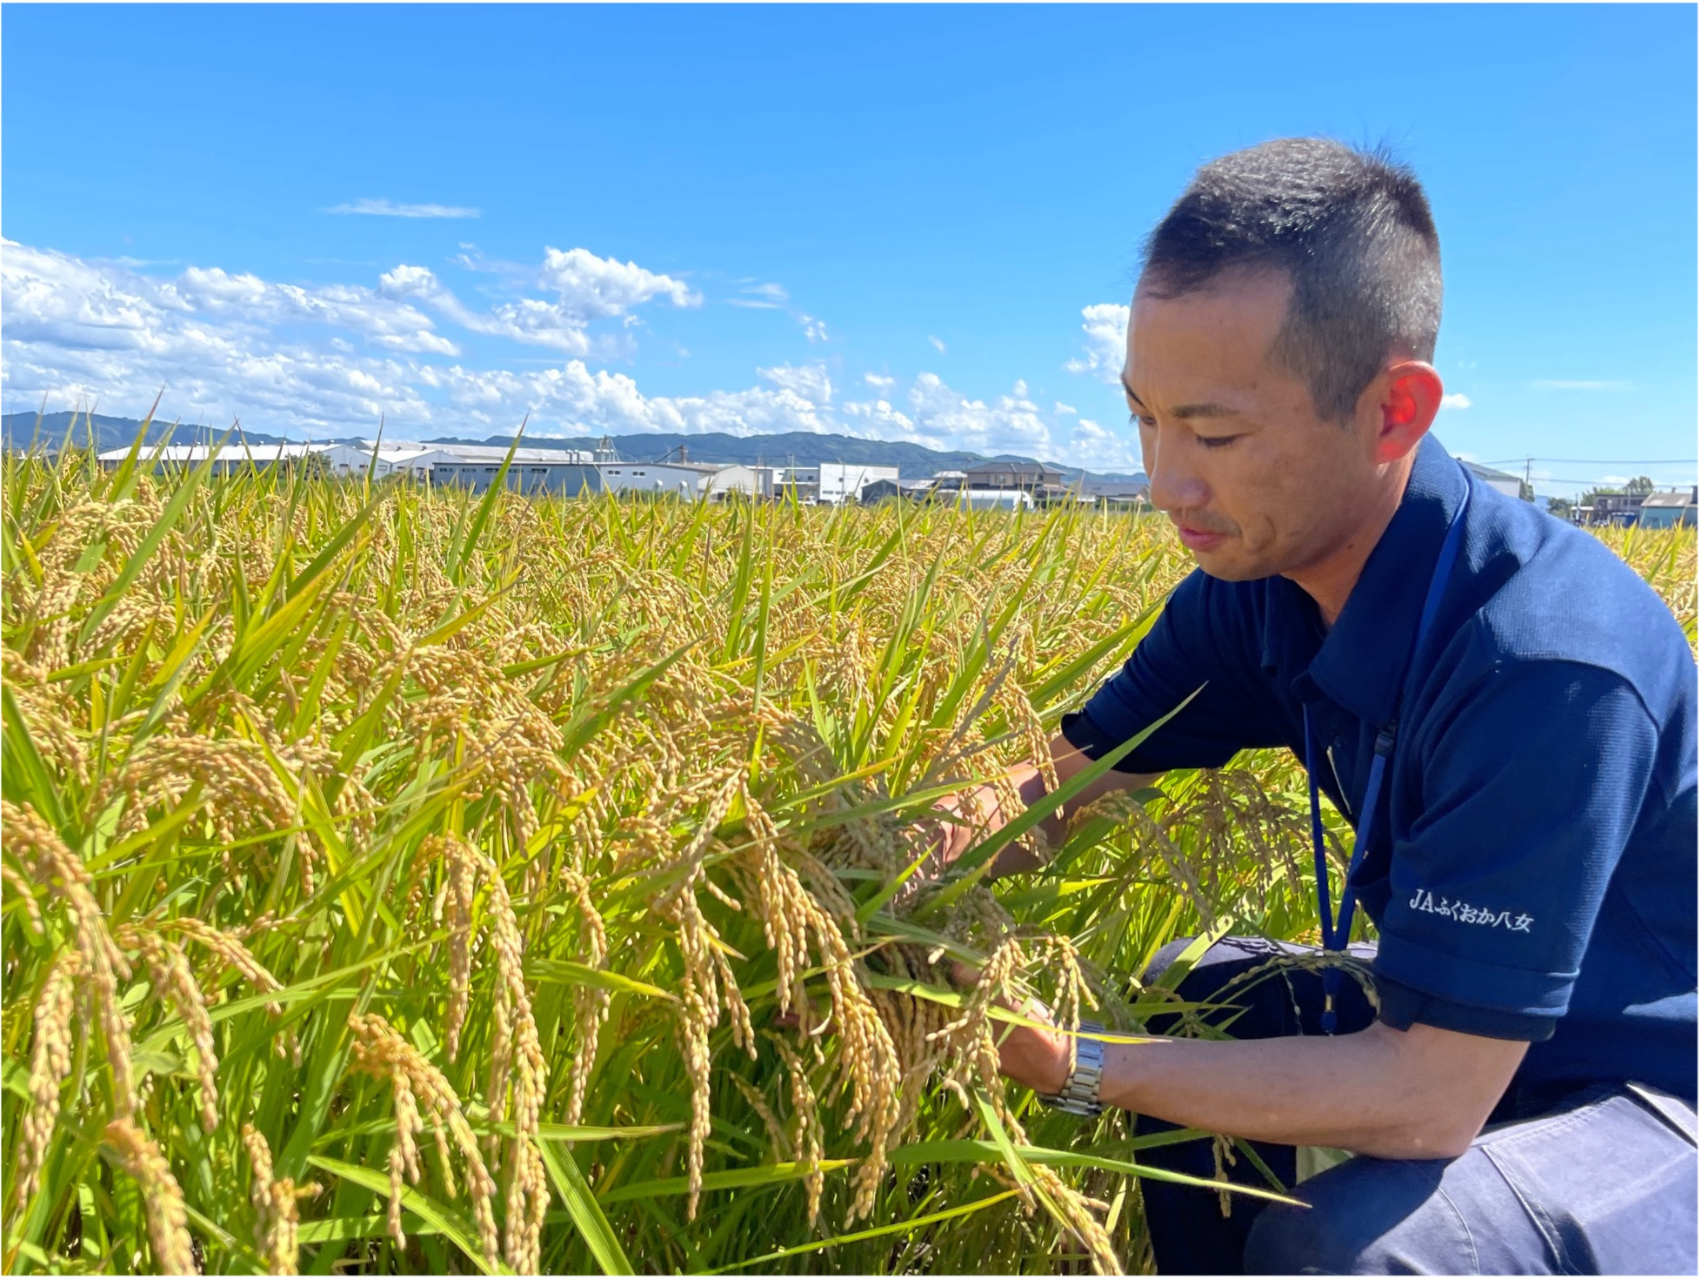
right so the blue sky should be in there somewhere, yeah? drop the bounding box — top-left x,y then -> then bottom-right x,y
2,3 -> 1695,495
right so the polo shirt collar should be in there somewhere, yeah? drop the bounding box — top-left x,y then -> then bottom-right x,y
1283,433 -> 1469,727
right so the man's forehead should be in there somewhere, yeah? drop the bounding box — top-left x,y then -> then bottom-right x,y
1123,275 -> 1293,406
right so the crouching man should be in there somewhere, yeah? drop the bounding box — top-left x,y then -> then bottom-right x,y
936,138 -> 1697,1274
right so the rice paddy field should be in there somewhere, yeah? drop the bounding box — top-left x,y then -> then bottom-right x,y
3,442 -> 1695,1275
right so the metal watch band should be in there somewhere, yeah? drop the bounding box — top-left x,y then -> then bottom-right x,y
1038,1019 -> 1106,1117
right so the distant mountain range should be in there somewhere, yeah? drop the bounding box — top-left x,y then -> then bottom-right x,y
1,412 -> 1146,485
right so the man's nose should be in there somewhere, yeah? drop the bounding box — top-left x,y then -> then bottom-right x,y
1145,429 -> 1210,514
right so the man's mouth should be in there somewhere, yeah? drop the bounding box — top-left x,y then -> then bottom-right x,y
1173,521 -> 1230,552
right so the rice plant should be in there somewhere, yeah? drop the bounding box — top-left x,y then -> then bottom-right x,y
4,438 -> 1690,1275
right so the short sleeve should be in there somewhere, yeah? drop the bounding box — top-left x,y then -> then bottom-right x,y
1059,569 -> 1290,774
1373,661 -> 1659,1041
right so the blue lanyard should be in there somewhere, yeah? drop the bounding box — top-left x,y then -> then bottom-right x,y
1304,474 -> 1471,1032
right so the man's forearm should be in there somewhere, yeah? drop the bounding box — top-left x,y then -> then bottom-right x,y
983,737 -> 1159,878
1012,1020 -> 1526,1160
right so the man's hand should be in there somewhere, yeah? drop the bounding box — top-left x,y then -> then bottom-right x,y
928,782 -> 1010,873
949,960 -> 1073,1096
923,734 -> 1160,886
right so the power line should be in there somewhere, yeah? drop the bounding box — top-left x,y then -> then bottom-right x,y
1485,457 -> 1697,466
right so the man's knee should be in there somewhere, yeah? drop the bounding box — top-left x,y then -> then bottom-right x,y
1140,936 -> 1197,988
1243,1156 -> 1473,1275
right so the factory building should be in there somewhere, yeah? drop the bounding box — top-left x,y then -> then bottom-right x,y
772,463 -> 899,504
597,461 -> 766,499
424,445 -> 599,495
96,441 -> 358,475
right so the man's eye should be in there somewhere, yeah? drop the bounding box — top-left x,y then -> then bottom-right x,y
1197,435 -> 1239,450
1128,413 -> 1157,429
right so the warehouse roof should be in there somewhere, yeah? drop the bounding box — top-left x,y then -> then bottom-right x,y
96,442 -> 335,463
1640,488 -> 1698,509
1456,458 -> 1522,485
428,444 -> 595,465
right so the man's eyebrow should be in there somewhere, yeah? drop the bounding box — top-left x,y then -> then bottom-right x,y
1171,402 -> 1238,420
1119,374 -> 1238,420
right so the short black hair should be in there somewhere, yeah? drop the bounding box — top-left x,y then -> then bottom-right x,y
1139,137 -> 1442,423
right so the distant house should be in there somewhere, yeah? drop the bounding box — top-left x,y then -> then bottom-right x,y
1456,458 -> 1524,499
1639,487 -> 1698,529
1589,492 -> 1647,527
964,461 -> 1065,498
771,467 -> 820,502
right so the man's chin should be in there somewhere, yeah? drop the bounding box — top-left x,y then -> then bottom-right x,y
1187,546 -> 1267,582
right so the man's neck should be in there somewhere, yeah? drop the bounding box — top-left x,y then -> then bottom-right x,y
1287,461 -> 1415,630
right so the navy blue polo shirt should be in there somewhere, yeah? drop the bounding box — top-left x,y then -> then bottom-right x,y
1062,433 -> 1698,1101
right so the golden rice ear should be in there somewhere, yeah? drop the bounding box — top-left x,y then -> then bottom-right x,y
15,950 -> 82,1213
4,800 -> 137,1121
103,1118 -> 195,1276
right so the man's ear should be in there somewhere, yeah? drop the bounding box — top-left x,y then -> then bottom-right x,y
1370,362 -> 1444,463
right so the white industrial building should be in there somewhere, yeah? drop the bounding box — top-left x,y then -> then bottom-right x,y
423,445 -> 598,495
597,460 -> 767,499
97,440 -> 358,474
1457,458 -> 1523,499
772,463 -> 900,504
955,489 -> 1034,511
708,465 -> 767,499
332,443 -> 459,478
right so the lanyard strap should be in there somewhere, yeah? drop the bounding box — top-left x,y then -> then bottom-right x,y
1306,472 -> 1472,1032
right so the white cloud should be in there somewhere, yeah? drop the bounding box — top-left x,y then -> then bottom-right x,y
1440,393 -> 1471,410
538,246 -> 699,318
1064,303 -> 1129,384
839,396 -> 919,438
0,240 -> 695,433
1,241 -> 459,363
724,281 -> 829,344
927,335 -> 946,353
727,282 -> 789,310
1054,401 -> 1077,416
375,248 -> 698,355
1531,380 -> 1633,391
327,198 -> 481,219
757,362 -> 833,406
1063,418 -> 1143,474
2,238 -> 1149,472
904,374 -> 1051,457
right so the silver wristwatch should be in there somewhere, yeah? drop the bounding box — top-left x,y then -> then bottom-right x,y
1038,1019 -> 1106,1117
